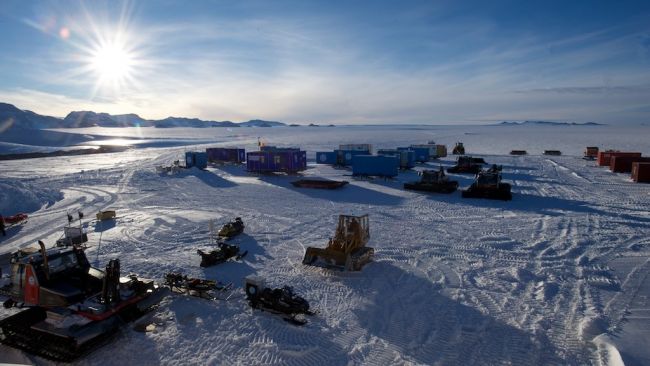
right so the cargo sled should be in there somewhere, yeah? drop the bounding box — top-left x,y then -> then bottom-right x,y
462,166 -> 512,201
403,167 -> 458,193
245,276 -> 314,325
291,179 -> 349,189
303,214 -> 373,271
55,212 -> 88,247
55,226 -> 88,247
164,272 -> 232,300
0,242 -> 166,362
543,150 -> 562,156
96,210 -> 116,221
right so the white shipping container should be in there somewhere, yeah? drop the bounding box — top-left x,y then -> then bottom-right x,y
339,144 -> 372,153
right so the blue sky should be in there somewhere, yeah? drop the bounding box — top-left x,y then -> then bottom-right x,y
0,0 -> 649,124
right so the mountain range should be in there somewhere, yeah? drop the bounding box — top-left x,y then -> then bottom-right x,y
0,102 -> 286,129
496,120 -> 603,126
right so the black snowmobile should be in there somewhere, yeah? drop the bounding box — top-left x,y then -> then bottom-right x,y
197,242 -> 247,267
164,272 -> 232,300
218,217 -> 245,239
245,276 -> 314,325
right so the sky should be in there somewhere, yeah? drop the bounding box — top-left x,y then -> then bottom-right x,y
0,0 -> 649,125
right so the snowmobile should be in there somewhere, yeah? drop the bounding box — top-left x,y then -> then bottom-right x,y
164,272 -> 232,300
197,242 -> 247,267
461,165 -> 512,201
447,156 -> 484,174
0,242 -> 167,361
245,276 -> 315,326
217,217 -> 245,239
452,142 -> 465,155
403,167 -> 458,193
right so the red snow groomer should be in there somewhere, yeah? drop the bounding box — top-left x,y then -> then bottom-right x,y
0,242 -> 167,361
2,213 -> 28,227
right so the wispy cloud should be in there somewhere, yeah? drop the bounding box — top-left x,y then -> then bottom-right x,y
1,1 -> 650,124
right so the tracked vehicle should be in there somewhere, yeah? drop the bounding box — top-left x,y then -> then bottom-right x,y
452,142 -> 465,155
0,242 -> 166,361
245,276 -> 314,325
403,167 -> 458,193
302,214 -> 373,271
461,165 -> 512,201
447,156 -> 484,174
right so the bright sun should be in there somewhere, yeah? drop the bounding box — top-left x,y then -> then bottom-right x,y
90,43 -> 134,84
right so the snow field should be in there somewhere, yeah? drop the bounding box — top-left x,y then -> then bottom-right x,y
0,125 -> 649,365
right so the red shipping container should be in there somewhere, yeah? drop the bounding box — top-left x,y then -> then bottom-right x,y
610,156 -> 650,173
597,151 -> 641,166
631,162 -> 650,183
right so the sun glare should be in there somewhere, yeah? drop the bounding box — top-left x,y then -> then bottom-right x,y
91,42 -> 134,83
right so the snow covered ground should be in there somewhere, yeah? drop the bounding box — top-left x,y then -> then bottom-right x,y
1,124 -> 649,365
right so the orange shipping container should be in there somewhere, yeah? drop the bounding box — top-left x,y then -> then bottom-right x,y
631,162 -> 650,183
597,151 -> 641,166
610,156 -> 650,173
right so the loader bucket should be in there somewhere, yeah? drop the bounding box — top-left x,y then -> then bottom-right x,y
302,247 -> 348,271
303,246 -> 374,271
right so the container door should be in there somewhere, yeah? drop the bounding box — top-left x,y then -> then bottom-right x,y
24,265 -> 40,305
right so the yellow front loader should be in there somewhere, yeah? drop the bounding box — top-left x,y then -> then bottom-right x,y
302,214 -> 374,271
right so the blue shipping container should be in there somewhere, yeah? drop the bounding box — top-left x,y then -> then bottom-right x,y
316,151 -> 338,165
336,149 -> 370,166
398,147 -> 429,163
352,155 -> 399,177
246,150 -> 307,173
206,148 -> 246,163
185,151 -> 208,169
377,149 -> 415,169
